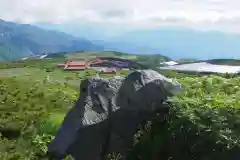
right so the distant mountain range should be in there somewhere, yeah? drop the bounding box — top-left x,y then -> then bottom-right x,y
37,23 -> 240,60
106,28 -> 240,60
0,19 -> 103,61
1,19 -> 240,61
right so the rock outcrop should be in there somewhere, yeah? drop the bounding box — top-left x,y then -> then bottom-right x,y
47,70 -> 182,160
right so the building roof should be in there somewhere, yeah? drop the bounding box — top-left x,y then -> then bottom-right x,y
160,62 -> 240,74
57,61 -> 88,69
90,59 -> 130,68
67,61 -> 87,66
99,57 -> 148,69
110,61 -> 129,67
64,66 -> 86,70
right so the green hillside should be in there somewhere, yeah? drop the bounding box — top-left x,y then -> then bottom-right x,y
46,50 -> 171,69
0,58 -> 239,159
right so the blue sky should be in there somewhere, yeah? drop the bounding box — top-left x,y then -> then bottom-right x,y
0,0 -> 240,34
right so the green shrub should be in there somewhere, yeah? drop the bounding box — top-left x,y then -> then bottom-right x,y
0,77 -> 78,159
0,62 -> 239,160
129,75 -> 240,160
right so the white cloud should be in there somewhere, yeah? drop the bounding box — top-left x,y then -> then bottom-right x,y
0,0 -> 240,33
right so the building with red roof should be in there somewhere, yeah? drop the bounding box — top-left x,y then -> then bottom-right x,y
57,59 -> 88,70
64,66 -> 87,70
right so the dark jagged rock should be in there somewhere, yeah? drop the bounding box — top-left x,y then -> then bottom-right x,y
47,70 -> 182,160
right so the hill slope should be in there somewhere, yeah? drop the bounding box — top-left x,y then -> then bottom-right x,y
0,19 -> 104,61
46,50 -> 171,69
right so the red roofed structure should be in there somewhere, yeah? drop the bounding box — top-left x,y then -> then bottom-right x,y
64,66 -> 86,70
65,61 -> 87,67
57,59 -> 88,70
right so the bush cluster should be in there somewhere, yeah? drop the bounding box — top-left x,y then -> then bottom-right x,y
0,77 -> 78,159
129,75 -> 240,160
0,61 -> 239,159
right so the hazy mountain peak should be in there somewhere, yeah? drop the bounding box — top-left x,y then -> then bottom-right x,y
0,19 -> 104,61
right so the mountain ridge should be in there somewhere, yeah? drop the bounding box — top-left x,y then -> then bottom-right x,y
1,19 -> 240,61
0,19 -> 104,61
36,23 -> 240,60
105,28 -> 240,60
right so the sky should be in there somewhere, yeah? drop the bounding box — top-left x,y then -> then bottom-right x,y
0,0 -> 240,33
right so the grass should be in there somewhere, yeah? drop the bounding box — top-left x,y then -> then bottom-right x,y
0,75 -> 79,159
39,112 -> 66,135
0,67 -> 106,87
0,58 -> 239,160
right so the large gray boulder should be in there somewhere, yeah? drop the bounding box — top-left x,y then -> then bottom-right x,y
47,70 -> 182,160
